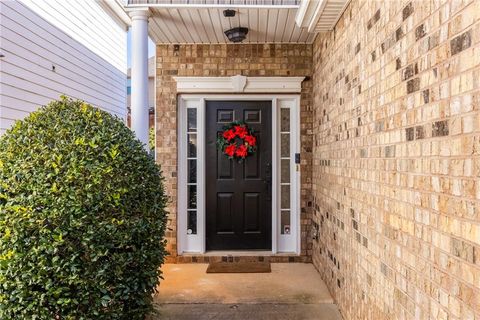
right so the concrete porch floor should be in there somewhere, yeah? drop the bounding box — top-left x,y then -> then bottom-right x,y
151,263 -> 343,320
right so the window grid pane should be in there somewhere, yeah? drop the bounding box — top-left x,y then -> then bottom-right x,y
280,108 -> 290,132
187,108 -> 197,132
281,159 -> 290,183
281,210 -> 291,234
188,160 -> 197,183
281,185 -> 290,209
188,133 -> 197,157
187,210 -> 197,235
281,133 -> 290,157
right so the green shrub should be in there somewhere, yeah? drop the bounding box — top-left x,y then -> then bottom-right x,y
0,97 -> 167,319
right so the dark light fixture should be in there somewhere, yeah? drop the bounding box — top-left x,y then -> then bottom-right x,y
224,27 -> 249,43
223,9 -> 236,17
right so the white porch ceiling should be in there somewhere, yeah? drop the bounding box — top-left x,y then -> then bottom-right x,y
149,7 -> 315,43
125,0 -> 349,44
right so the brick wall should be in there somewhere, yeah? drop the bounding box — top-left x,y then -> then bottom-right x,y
311,0 -> 479,319
155,44 -> 313,262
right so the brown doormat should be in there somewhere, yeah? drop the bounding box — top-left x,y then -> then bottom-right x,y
206,261 -> 271,273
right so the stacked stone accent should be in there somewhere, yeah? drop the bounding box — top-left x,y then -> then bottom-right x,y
312,0 -> 479,319
155,44 -> 313,262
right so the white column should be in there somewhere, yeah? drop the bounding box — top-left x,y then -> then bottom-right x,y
129,9 -> 150,146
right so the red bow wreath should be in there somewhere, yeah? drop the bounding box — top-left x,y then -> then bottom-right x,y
217,121 -> 257,161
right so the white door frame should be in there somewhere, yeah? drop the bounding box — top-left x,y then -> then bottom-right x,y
177,94 -> 301,255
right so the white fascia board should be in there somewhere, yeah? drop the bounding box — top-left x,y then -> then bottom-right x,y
307,0 -> 327,32
295,0 -> 311,27
295,0 -> 329,32
105,0 -> 131,26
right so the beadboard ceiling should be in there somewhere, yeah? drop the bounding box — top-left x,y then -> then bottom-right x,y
148,7 -> 315,43
125,0 -> 349,44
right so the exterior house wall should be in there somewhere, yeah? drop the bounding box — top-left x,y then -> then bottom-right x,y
0,0 -> 128,134
155,43 -> 313,262
311,0 -> 479,319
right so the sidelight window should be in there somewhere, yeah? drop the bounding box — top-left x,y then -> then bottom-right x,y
187,108 -> 197,234
280,107 -> 291,235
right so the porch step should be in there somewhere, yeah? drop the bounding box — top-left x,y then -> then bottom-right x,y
170,254 -> 311,264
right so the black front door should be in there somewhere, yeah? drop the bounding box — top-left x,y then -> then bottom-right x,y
206,101 -> 272,250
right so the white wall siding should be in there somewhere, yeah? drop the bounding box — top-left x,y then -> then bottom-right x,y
0,0 -> 128,135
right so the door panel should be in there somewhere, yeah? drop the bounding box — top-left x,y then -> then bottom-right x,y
217,152 -> 234,179
216,193 -> 234,233
217,109 -> 234,122
206,100 -> 272,250
244,152 -> 260,179
243,193 -> 261,232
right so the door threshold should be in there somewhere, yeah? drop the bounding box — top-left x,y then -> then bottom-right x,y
183,251 -> 297,256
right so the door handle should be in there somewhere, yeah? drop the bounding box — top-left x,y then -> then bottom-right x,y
265,162 -> 271,185
265,162 -> 272,200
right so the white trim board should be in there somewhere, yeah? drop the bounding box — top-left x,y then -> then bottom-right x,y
295,0 -> 349,32
177,94 -> 301,255
173,76 -> 305,93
